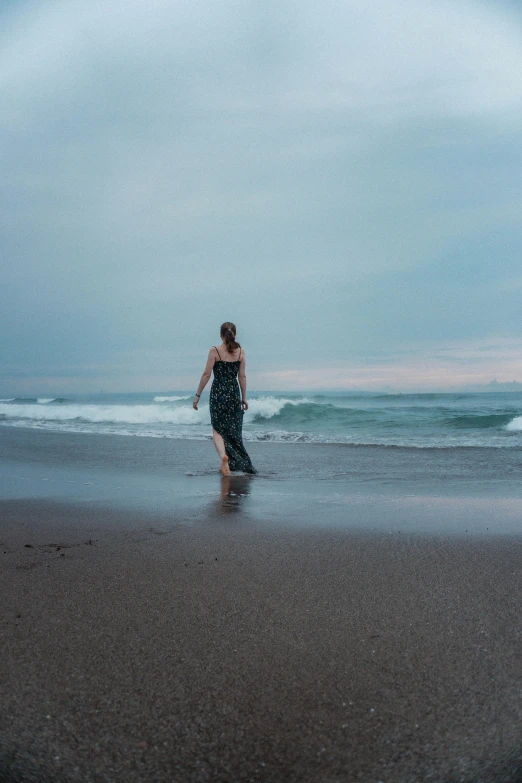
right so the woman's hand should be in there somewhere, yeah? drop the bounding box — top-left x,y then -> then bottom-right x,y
241,399 -> 248,411
193,397 -> 199,411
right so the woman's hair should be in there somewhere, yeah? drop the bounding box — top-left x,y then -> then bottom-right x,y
220,321 -> 240,354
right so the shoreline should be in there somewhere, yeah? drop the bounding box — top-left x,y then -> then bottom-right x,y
1,497 -> 522,782
2,425 -> 522,538
2,419 -> 522,452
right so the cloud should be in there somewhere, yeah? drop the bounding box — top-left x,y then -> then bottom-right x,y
254,338 -> 522,391
1,0 -> 522,391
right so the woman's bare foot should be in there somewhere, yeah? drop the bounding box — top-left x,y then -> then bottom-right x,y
220,455 -> 231,476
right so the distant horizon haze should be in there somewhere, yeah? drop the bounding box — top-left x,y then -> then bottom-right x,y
2,378 -> 522,398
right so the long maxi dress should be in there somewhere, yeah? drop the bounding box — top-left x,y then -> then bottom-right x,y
209,347 -> 257,474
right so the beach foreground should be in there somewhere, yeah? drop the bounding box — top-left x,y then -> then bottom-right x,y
1,496 -> 522,783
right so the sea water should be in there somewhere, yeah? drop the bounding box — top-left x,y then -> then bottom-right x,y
1,391 -> 522,449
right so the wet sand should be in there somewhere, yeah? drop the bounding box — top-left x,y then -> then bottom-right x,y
1,497 -> 522,782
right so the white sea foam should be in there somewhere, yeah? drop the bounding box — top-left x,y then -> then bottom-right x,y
248,429 -> 322,443
0,398 -> 15,402
506,416 -> 522,431
0,396 -> 312,427
0,402 -> 209,425
0,396 -> 314,442
153,395 -> 190,402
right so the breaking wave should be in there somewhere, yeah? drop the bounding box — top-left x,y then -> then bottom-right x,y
0,402 -> 207,425
247,397 -> 372,427
0,397 -> 314,427
506,416 -> 522,431
1,393 -> 521,448
246,396 -> 313,420
153,395 -> 190,402
1,397 -> 68,404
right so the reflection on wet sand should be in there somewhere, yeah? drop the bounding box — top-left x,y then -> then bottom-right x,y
216,475 -> 253,515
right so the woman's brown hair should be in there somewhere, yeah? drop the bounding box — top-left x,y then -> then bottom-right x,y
220,321 -> 240,354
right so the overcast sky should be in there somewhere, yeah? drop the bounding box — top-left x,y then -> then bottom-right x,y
2,0 -> 522,393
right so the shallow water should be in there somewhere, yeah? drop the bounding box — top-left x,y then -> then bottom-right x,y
1,426 -> 522,535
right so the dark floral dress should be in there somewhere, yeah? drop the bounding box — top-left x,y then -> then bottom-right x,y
210,348 -> 256,474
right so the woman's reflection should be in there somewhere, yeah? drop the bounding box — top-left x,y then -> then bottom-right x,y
217,474 -> 253,515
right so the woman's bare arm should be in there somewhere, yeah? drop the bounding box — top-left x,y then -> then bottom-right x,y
239,351 -> 248,410
193,349 -> 216,409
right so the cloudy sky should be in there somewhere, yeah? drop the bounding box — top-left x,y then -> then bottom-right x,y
2,0 -> 522,393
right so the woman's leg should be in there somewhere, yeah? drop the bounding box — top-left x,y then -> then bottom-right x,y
212,429 -> 226,458
212,429 -> 230,475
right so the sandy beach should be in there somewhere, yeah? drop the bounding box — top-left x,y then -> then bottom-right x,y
1,488 -> 522,782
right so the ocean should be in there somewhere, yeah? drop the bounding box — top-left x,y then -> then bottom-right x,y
1,391 -> 522,449
2,391 -> 522,534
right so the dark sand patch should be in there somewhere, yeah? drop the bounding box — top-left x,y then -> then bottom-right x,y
1,498 -> 522,782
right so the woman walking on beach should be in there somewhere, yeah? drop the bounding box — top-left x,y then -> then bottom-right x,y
193,322 -> 256,476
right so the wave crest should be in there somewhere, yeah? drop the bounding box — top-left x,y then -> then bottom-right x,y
153,395 -> 190,402
449,413 -> 515,429
245,396 -> 315,422
506,416 -> 522,431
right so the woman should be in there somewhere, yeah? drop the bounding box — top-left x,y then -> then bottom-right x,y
193,322 -> 256,476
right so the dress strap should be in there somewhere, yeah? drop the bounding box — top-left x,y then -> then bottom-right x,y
238,347 -> 242,362
214,346 -> 222,361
